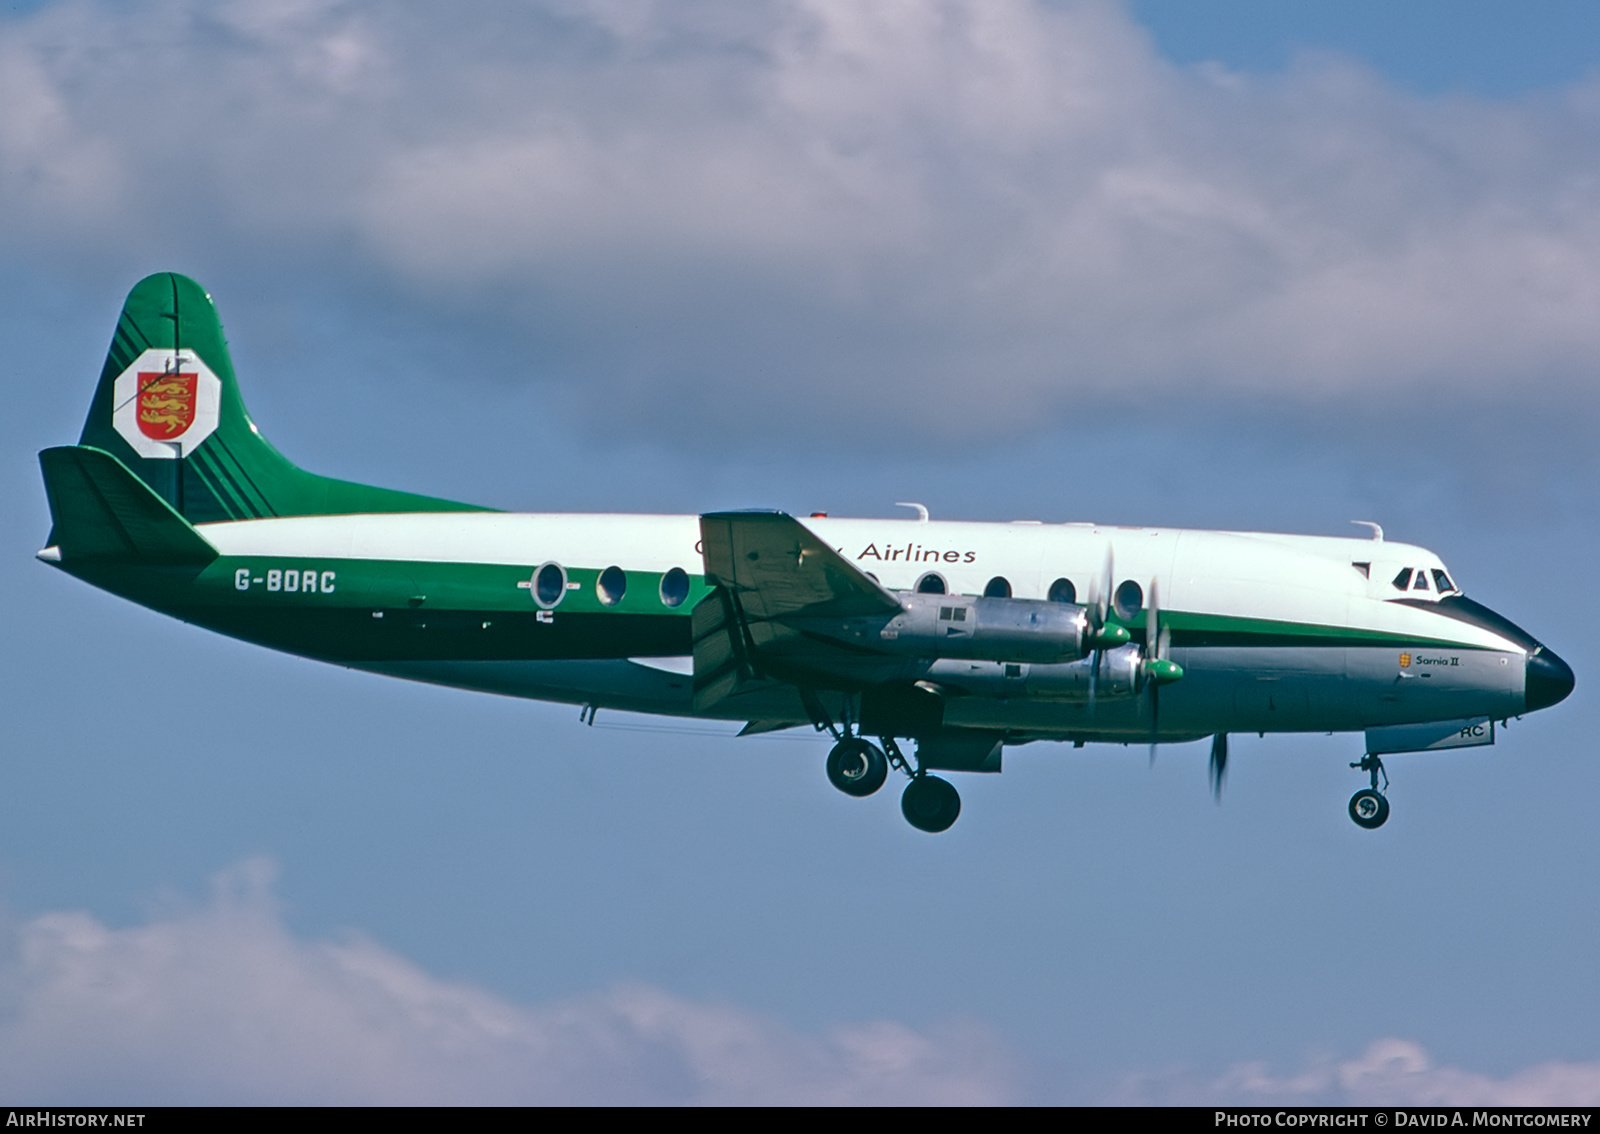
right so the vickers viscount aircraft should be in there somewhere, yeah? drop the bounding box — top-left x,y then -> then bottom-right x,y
37,274 -> 1575,832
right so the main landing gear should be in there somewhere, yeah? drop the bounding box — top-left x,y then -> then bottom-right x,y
1347,753 -> 1390,830
824,735 -> 961,834
825,738 -> 887,797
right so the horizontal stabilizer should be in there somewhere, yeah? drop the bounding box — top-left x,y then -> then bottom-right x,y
39,445 -> 218,563
698,511 -> 900,620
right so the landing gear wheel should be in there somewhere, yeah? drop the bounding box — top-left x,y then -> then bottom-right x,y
1348,788 -> 1390,829
901,775 -> 961,833
826,739 -> 888,797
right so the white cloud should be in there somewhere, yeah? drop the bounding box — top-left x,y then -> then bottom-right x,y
1115,1038 -> 1600,1107
5,0 -> 1600,442
0,860 -> 1016,1104
4,861 -> 1600,1106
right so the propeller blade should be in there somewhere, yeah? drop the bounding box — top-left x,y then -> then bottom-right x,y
1148,680 -> 1159,766
1100,546 -> 1114,628
1146,577 -> 1161,761
1146,577 -> 1159,657
1209,732 -> 1228,801
1087,542 -> 1115,715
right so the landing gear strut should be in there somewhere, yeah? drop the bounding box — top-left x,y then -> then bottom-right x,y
809,693 -> 963,832
1347,753 -> 1390,829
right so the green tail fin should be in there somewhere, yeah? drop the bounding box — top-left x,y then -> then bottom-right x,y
40,446 -> 217,563
75,272 -> 488,522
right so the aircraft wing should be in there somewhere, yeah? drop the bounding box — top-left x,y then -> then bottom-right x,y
693,512 -> 902,715
698,511 -> 900,620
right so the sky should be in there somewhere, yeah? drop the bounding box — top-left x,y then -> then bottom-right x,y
4,0 -> 1600,1105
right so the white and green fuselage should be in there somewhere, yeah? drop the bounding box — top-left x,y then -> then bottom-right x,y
64,510 -> 1538,741
37,274 -> 1573,786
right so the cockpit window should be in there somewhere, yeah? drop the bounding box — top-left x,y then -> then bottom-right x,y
1412,570 -> 1430,591
1392,568 -> 1413,591
1431,569 -> 1455,594
1352,561 -> 1371,579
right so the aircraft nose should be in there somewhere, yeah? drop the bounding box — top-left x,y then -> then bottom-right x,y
1525,646 -> 1575,712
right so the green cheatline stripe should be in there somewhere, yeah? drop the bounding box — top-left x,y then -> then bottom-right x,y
188,448 -> 252,520
1162,610 -> 1485,651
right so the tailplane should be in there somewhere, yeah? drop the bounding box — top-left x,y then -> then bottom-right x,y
39,446 -> 216,563
73,272 -> 486,523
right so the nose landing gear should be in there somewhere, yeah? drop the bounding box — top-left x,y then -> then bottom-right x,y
1347,753 -> 1390,829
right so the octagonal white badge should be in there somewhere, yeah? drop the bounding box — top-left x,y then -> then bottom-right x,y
111,349 -> 222,459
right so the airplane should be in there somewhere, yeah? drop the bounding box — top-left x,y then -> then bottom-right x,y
35,273 -> 1575,833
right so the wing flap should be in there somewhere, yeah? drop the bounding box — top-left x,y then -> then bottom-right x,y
698,511 -> 900,620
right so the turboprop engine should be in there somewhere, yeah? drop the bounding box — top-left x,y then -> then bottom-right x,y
870,593 -> 1091,664
924,645 -> 1143,701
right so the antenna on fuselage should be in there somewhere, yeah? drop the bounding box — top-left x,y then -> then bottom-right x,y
1351,520 -> 1383,541
895,502 -> 930,523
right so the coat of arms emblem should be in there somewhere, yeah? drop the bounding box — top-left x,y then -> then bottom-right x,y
136,369 -> 199,440
111,348 -> 222,458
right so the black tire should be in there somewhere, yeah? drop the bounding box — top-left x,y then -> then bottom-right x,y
901,775 -> 961,833
826,739 -> 888,797
1349,788 -> 1390,829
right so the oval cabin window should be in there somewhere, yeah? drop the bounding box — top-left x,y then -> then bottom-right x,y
1113,579 -> 1143,622
534,562 -> 567,608
915,572 -> 947,594
597,565 -> 627,606
659,567 -> 690,608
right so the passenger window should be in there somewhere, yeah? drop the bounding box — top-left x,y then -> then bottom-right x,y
1048,578 -> 1076,604
916,572 -> 947,594
597,565 -> 627,605
984,576 -> 1012,598
1392,568 -> 1413,591
534,562 -> 566,608
1431,569 -> 1455,594
1412,571 -> 1430,591
1113,580 -> 1143,622
659,567 -> 690,608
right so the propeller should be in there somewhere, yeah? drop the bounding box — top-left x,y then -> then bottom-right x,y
1209,732 -> 1228,801
1141,576 -> 1183,761
1084,544 -> 1128,712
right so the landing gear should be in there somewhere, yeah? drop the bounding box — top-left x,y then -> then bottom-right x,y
806,693 -> 962,831
901,774 -> 961,833
1349,788 -> 1390,829
1347,753 -> 1390,829
826,738 -> 888,797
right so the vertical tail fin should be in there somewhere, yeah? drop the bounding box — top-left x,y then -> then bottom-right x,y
76,272 -> 486,521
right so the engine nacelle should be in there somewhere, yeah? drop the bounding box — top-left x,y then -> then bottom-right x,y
876,593 -> 1090,664
926,645 -> 1142,701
